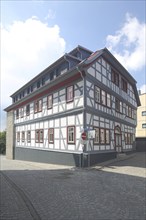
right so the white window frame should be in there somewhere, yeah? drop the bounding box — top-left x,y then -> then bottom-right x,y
67,126 -> 75,144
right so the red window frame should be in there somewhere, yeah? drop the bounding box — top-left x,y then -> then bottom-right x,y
35,129 -> 44,143
67,126 -> 75,144
66,85 -> 74,103
27,130 -> 31,143
34,99 -> 42,113
47,94 -> 53,109
48,128 -> 54,143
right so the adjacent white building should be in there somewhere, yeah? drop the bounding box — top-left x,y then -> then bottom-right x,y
5,45 -> 140,166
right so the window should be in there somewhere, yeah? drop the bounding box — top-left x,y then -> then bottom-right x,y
50,72 -> 54,81
20,107 -> 24,118
95,86 -> 100,103
27,87 -> 30,94
30,85 -> 33,92
142,111 -> 146,116
42,77 -> 45,86
106,93 -> 111,108
111,69 -> 119,86
142,124 -> 146,128
26,104 -> 30,116
94,128 -> 99,144
27,131 -> 31,143
22,131 -> 25,142
16,109 -> 19,119
34,99 -> 42,113
100,129 -> 105,144
94,128 -> 110,145
35,129 -> 44,143
125,133 -> 133,144
94,86 -> 111,108
48,128 -> 54,143
67,126 -> 75,144
101,90 -> 106,105
47,94 -> 53,109
37,81 -> 40,88
115,99 -> 120,112
105,129 -> 110,144
17,132 -> 20,142
66,85 -> 74,103
121,78 -> 127,93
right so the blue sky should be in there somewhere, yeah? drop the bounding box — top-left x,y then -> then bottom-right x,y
1,0 -> 146,130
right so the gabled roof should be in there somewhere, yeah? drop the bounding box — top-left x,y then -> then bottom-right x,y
82,47 -> 141,106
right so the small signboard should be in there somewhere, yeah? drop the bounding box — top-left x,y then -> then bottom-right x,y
87,130 -> 95,139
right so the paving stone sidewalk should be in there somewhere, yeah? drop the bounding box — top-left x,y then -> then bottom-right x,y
0,152 -> 146,220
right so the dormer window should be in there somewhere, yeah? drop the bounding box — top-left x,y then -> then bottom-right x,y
37,81 -> 40,88
50,72 -> 54,81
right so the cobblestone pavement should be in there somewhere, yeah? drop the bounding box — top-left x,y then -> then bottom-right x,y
0,152 -> 146,220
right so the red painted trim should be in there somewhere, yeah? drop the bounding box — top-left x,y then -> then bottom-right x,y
8,73 -> 81,111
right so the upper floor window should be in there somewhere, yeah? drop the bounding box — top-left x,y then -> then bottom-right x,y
35,129 -> 44,143
142,123 -> 146,128
111,69 -> 119,86
94,86 -> 111,108
42,77 -> 45,86
26,104 -> 30,116
67,126 -> 75,144
20,107 -> 24,118
16,109 -> 19,119
95,86 -> 100,103
48,128 -> 54,143
142,111 -> 146,116
115,98 -> 122,113
27,87 -> 30,94
47,94 -> 53,109
50,72 -> 54,81
37,81 -> 40,88
34,99 -> 42,113
66,85 -> 74,103
30,85 -> 33,92
121,78 -> 127,93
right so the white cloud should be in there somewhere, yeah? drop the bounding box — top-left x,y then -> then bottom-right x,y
1,17 -> 66,130
1,17 -> 66,107
106,13 -> 146,71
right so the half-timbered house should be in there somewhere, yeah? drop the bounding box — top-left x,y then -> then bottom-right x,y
5,45 -> 140,167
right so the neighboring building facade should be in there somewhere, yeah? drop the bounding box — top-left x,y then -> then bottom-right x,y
5,45 -> 140,167
136,92 -> 146,151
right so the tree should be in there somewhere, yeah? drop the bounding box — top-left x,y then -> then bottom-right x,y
0,131 -> 6,154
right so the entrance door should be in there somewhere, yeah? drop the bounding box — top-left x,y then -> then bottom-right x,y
114,126 -> 122,152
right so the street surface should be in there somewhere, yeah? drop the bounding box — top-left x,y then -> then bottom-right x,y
0,152 -> 146,220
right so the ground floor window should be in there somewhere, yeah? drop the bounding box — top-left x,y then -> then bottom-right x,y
67,126 -> 75,144
48,128 -> 54,143
22,131 -> 25,142
27,131 -> 31,143
94,127 -> 110,144
35,129 -> 44,143
17,132 -> 20,142
125,133 -> 133,144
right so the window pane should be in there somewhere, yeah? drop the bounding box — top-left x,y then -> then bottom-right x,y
48,95 -> 53,109
68,127 -> 75,143
67,86 -> 73,102
22,131 -> 25,142
142,123 -> 146,128
94,128 -> 99,144
17,132 -> 20,142
100,129 -> 105,144
142,111 -> 146,116
40,130 -> 44,142
38,100 -> 42,112
27,131 -> 31,143
106,93 -> 111,107
95,86 -> 100,103
49,128 -> 54,143
101,90 -> 106,105
26,104 -> 30,115
35,130 -> 39,142
105,130 -> 110,144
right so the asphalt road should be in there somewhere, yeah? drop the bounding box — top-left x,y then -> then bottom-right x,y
0,152 -> 146,220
